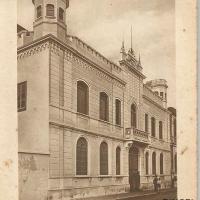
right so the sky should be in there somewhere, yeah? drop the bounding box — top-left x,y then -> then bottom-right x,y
17,0 -> 175,107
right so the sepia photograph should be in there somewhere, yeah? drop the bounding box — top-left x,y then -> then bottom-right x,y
16,0 -> 177,200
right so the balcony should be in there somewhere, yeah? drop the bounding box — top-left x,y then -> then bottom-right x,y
125,128 -> 150,145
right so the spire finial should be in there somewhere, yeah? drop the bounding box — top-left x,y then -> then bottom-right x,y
131,25 -> 133,51
139,53 -> 141,63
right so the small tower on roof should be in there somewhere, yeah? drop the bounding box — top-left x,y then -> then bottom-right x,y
145,79 -> 168,108
32,0 -> 69,41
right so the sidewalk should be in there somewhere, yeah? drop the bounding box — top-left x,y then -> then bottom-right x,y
75,188 -> 177,200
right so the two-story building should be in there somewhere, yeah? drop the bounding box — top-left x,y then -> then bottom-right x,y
17,0 -> 177,200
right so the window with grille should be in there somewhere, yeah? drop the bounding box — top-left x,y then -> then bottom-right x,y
159,121 -> 163,139
77,81 -> 89,115
17,81 -> 27,112
100,142 -> 108,175
59,8 -> 64,21
46,4 -> 54,17
100,92 -> 109,121
115,99 -> 121,126
76,137 -> 88,175
151,117 -> 156,137
37,5 -> 42,18
145,152 -> 149,175
152,152 -> 156,175
116,147 -> 121,175
145,113 -> 148,132
131,104 -> 137,128
160,153 -> 164,174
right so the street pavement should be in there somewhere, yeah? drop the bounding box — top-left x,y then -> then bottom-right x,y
77,188 -> 177,200
118,190 -> 177,200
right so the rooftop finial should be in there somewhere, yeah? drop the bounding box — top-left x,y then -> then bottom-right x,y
138,53 -> 141,64
131,25 -> 133,51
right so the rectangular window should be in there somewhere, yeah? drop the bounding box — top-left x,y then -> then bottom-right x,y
115,99 -> 121,126
17,81 -> 27,112
145,114 -> 148,132
160,92 -> 163,98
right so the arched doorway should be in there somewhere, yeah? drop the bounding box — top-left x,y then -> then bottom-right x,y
129,146 -> 140,191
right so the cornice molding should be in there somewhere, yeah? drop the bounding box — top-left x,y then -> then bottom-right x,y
17,34 -> 126,86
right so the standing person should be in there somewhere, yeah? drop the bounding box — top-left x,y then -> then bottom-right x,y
153,175 -> 158,192
157,177 -> 161,192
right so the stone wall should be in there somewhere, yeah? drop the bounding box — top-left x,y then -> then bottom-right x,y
19,153 -> 49,200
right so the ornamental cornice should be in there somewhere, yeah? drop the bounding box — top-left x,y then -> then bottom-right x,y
17,34 -> 126,86
17,42 -> 50,60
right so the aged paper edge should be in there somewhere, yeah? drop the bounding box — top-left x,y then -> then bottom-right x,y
0,0 -> 198,199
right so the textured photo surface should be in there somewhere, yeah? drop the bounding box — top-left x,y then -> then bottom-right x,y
17,0 -> 178,200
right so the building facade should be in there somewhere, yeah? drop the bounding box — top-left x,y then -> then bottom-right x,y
17,1 -> 177,200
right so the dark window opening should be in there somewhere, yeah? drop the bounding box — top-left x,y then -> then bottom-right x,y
100,92 -> 109,121
160,92 -> 164,98
116,147 -> 121,175
76,137 -> 88,175
145,152 -> 149,175
59,7 -> 64,21
131,104 -> 137,128
46,4 -> 54,17
17,81 -> 27,112
159,121 -> 163,139
174,154 -> 177,173
100,142 -> 108,175
77,81 -> 89,115
160,153 -> 164,174
145,113 -> 148,132
151,117 -> 156,137
37,5 -> 42,18
115,99 -> 121,125
152,152 -> 156,175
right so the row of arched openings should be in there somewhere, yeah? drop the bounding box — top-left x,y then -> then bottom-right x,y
36,4 -> 64,21
76,137 -> 121,175
145,114 -> 163,139
145,152 -> 164,175
77,81 -> 121,125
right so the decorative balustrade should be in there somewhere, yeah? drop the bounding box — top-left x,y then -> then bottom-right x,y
125,127 -> 150,145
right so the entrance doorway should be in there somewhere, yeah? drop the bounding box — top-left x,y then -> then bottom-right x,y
129,146 -> 140,191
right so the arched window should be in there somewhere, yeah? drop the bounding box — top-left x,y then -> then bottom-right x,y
155,91 -> 159,95
152,152 -> 156,175
174,154 -> 177,173
131,104 -> 137,128
159,121 -> 163,139
151,117 -> 156,137
145,113 -> 148,132
76,137 -> 88,175
145,152 -> 149,175
100,92 -> 109,121
116,146 -> 121,175
46,4 -> 54,17
77,81 -> 89,115
36,5 -> 42,18
100,142 -> 108,175
115,99 -> 121,125
59,7 -> 64,21
160,153 -> 164,174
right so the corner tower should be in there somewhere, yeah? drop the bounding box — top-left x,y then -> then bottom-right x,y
145,79 -> 168,108
32,0 -> 69,41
